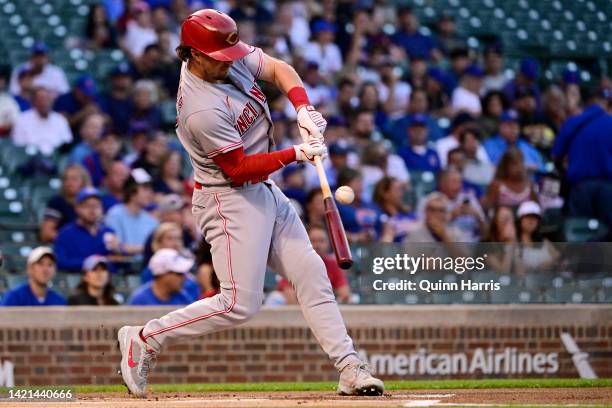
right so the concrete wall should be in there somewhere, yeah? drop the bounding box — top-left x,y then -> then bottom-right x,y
0,305 -> 610,385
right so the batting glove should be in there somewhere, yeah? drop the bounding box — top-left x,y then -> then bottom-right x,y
294,139 -> 328,165
296,105 -> 327,142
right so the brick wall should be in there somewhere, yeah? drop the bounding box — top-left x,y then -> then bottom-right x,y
0,305 -> 610,385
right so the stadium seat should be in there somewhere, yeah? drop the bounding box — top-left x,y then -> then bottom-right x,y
490,286 -> 539,303
563,218 -> 608,242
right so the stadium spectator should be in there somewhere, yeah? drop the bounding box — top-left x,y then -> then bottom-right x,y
267,226 -> 352,305
328,77 -> 357,119
133,43 -> 179,96
302,62 -> 333,109
104,168 -> 159,257
482,206 -> 522,273
67,255 -> 119,305
389,89 -> 444,146
397,114 -> 441,173
377,57 -> 412,120
358,82 -> 388,130
11,87 -> 73,155
361,142 -> 410,202
54,187 -> 118,272
425,67 -> 450,117
40,164 -> 92,243
128,248 -> 194,306
561,69 -> 583,117
542,85 -> 568,135
0,65 -> 19,136
515,201 -> 560,273
373,176 -> 416,242
404,192 -> 462,243
229,1 -> 274,24
303,20 -> 343,78
435,113 -> 483,168
99,160 -> 131,211
459,127 -> 495,187
336,167 -> 384,243
437,168 -> 486,242
12,68 -> 34,111
349,109 -> 380,148
82,131 -> 122,187
482,147 -> 538,211
552,87 -> 612,227
130,131 -> 168,178
304,188 -> 326,229
99,63 -> 134,135
53,75 -> 102,130
68,113 -> 106,165
483,205 -> 516,242
86,3 -> 118,49
483,110 -> 545,172
435,13 -> 466,56
281,164 -> 307,207
452,64 -> 484,116
445,47 -> 471,92
477,90 -> 507,139
122,1 -> 157,59
152,150 -> 184,196
143,194 -> 195,265
481,44 -> 507,94
1,247 -> 66,306
128,79 -> 162,133
503,57 -> 541,108
391,7 -> 441,61
140,222 -> 199,299
9,42 -> 69,98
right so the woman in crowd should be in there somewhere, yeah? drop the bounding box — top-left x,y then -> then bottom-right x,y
303,188 -> 326,229
477,90 -> 507,138
68,255 -> 118,305
153,150 -> 184,196
39,164 -> 91,243
515,201 -> 560,273
372,176 -> 416,242
85,4 -> 118,49
482,147 -> 537,211
481,205 -> 524,273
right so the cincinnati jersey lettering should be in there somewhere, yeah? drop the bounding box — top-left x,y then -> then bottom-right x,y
234,101 -> 260,135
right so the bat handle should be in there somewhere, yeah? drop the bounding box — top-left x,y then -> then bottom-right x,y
314,156 -> 332,199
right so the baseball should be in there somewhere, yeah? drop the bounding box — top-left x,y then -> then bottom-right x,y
335,186 -> 355,205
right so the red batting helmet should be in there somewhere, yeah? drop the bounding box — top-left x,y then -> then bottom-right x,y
180,9 -> 251,62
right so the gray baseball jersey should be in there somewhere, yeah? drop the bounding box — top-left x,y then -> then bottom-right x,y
141,47 -> 362,372
175,46 -> 273,186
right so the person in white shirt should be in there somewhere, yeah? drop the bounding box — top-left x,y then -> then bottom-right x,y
303,20 -> 343,78
122,2 -> 158,59
11,87 -> 73,155
0,66 -> 19,136
481,44 -> 507,95
9,42 -> 69,99
435,112 -> 489,168
451,64 -> 484,116
360,142 -> 410,203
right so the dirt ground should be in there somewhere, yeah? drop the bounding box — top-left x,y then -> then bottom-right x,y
1,388 -> 611,408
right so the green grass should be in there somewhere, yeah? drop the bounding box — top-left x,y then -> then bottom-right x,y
5,378 -> 604,394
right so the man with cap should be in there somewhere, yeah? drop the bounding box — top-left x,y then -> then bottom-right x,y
9,42 -> 69,98
2,247 -> 66,306
503,57 -> 542,108
99,63 -> 134,135
67,255 -> 118,306
54,187 -> 118,273
481,43 -> 507,94
451,64 -> 484,116
128,248 -> 194,306
397,114 -> 441,173
303,20 -> 343,77
142,193 -> 193,265
104,168 -> 159,257
53,74 -> 102,129
11,86 -> 73,156
483,110 -> 544,171
391,7 -> 442,61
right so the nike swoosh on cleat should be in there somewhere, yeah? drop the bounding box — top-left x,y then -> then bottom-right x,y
128,340 -> 138,368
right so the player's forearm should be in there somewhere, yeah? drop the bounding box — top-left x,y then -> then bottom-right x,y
270,59 -> 305,99
213,147 -> 296,185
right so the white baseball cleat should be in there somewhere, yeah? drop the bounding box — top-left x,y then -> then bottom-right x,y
337,363 -> 385,396
117,326 -> 158,398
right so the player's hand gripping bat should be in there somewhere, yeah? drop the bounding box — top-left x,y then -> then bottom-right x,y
300,134 -> 353,270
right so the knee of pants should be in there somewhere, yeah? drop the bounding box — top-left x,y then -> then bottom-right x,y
221,287 -> 264,324
289,250 -> 335,300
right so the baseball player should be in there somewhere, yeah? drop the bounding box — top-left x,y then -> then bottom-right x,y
118,9 -> 384,397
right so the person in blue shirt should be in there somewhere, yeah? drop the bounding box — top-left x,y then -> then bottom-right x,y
129,248 -> 195,306
99,63 -> 134,136
391,7 -> 441,61
483,110 -> 545,172
53,74 -> 102,130
388,89 -> 445,146
105,168 -> 159,258
552,88 -> 612,227
503,58 -> 542,109
2,247 -> 66,306
53,187 -> 117,272
397,114 -> 441,173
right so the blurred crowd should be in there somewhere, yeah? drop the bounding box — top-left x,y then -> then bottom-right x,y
1,0 -> 611,307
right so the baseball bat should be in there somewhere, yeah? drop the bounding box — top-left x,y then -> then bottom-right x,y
312,155 -> 354,269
